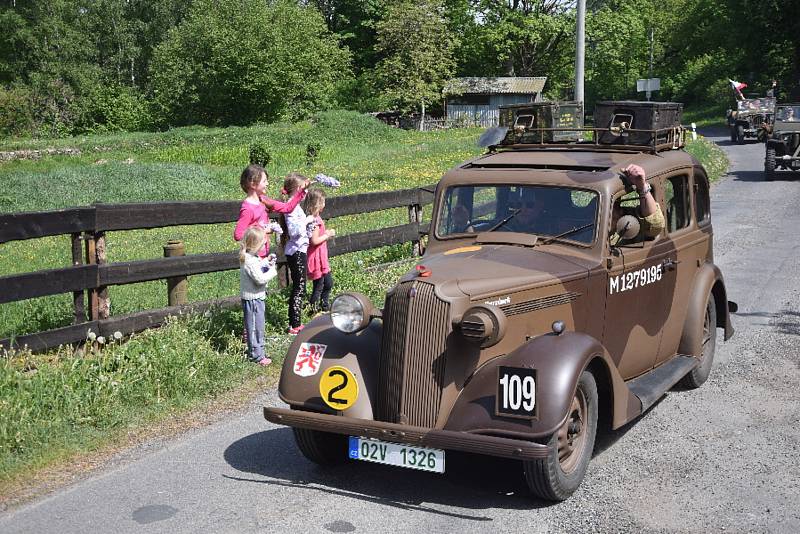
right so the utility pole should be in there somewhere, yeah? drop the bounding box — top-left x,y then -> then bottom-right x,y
575,0 -> 586,105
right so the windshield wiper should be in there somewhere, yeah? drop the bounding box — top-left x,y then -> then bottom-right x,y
484,208 -> 521,233
538,222 -> 595,245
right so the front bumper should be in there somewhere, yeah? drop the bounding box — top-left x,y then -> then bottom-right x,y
264,407 -> 550,461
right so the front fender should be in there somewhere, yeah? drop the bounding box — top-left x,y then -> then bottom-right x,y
767,138 -> 787,155
679,262 -> 734,357
443,332 -> 640,438
278,315 -> 382,419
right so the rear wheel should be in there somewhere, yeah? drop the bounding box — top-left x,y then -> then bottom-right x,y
679,293 -> 717,389
523,371 -> 598,501
765,147 -> 776,181
736,125 -> 745,144
293,426 -> 348,466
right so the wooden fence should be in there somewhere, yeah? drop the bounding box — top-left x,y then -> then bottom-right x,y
0,185 -> 435,353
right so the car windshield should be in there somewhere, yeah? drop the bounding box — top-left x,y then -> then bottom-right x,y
776,105 -> 800,122
436,184 -> 599,244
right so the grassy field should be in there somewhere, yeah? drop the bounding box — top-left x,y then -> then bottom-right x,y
0,110 -> 728,498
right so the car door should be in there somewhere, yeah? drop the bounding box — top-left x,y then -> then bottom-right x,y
602,181 -> 672,380
654,171 -> 711,365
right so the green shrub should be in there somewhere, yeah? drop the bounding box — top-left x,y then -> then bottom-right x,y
0,85 -> 36,137
76,84 -> 153,134
148,0 -> 351,127
305,142 -> 321,166
309,109 -> 402,143
248,143 -> 272,167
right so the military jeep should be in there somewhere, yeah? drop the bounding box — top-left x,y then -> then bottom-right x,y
727,97 -> 775,143
264,101 -> 736,502
764,103 -> 800,180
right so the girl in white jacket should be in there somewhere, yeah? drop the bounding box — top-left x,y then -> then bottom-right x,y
239,226 -> 277,366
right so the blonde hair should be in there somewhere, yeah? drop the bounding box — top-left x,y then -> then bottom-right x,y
303,188 -> 326,216
282,172 -> 306,197
239,226 -> 267,264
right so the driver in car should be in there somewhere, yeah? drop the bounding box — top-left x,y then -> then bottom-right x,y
610,164 -> 665,246
504,191 -> 546,234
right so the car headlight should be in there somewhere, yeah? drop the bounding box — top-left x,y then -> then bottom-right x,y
331,292 -> 377,334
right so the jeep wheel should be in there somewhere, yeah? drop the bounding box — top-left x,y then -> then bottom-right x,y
523,370 -> 598,501
765,147 -> 776,181
679,293 -> 717,389
736,125 -> 745,144
293,427 -> 348,465
729,126 -> 737,143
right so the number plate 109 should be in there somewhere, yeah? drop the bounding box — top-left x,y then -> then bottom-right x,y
496,366 -> 537,418
348,437 -> 445,473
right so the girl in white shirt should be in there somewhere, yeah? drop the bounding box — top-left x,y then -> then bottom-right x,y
240,226 -> 277,365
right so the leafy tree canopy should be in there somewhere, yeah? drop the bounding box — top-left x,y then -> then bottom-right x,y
148,0 -> 351,126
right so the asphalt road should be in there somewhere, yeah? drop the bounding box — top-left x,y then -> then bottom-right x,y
2,131 -> 799,534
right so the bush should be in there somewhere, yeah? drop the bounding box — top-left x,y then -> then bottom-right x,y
76,84 -> 153,134
248,143 -> 272,167
309,109 -> 402,143
148,0 -> 351,127
0,85 -> 36,137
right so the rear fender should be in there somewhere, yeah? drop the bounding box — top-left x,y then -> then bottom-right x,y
278,315 -> 382,419
444,331 -> 641,438
679,263 -> 734,357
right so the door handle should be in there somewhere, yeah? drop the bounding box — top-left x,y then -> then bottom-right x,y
662,258 -> 681,271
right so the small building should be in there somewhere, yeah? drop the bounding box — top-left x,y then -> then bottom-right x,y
443,77 -> 547,127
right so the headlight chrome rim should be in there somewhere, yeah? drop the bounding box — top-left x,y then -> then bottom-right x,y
331,293 -> 374,333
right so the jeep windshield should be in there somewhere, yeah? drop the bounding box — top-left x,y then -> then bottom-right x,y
776,105 -> 800,122
436,184 -> 598,244
737,98 -> 775,113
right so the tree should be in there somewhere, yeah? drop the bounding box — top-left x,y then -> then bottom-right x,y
148,0 -> 351,126
374,0 -> 456,127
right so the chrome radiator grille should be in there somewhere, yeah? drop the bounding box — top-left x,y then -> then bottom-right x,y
376,281 -> 450,428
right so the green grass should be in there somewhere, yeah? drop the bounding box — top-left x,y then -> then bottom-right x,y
0,110 -> 729,494
685,134 -> 729,182
684,103 -> 729,129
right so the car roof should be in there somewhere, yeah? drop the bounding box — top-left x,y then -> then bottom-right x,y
441,148 -> 698,196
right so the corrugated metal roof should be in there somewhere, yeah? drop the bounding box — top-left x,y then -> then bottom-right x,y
443,77 -> 547,95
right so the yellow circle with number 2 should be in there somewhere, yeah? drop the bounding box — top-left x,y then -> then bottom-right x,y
319,366 -> 358,410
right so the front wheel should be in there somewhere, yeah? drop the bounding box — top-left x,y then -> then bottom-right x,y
729,126 -> 737,143
293,426 -> 348,466
765,147 -> 776,181
679,293 -> 717,389
523,370 -> 598,501
736,125 -> 745,144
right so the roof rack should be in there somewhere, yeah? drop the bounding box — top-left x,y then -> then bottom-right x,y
489,125 -> 687,154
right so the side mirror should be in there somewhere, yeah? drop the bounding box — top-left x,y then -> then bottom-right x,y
616,215 -> 640,241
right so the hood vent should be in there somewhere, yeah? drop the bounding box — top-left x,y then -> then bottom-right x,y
497,291 -> 581,316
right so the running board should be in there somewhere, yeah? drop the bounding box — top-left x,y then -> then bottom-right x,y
627,355 -> 699,413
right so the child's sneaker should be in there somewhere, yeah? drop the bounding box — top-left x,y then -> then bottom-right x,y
256,357 -> 272,367
287,325 -> 305,336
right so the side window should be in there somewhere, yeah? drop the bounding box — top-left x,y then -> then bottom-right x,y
694,174 -> 710,225
663,175 -> 690,232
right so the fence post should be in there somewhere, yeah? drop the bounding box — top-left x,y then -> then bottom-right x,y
408,203 -> 423,256
163,240 -> 188,306
95,232 -> 110,320
71,233 -> 86,324
85,232 -> 98,321
85,232 -> 110,321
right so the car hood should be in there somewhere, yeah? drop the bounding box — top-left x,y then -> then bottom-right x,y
402,244 -> 593,300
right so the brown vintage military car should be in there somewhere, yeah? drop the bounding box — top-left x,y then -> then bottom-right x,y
264,101 -> 736,501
